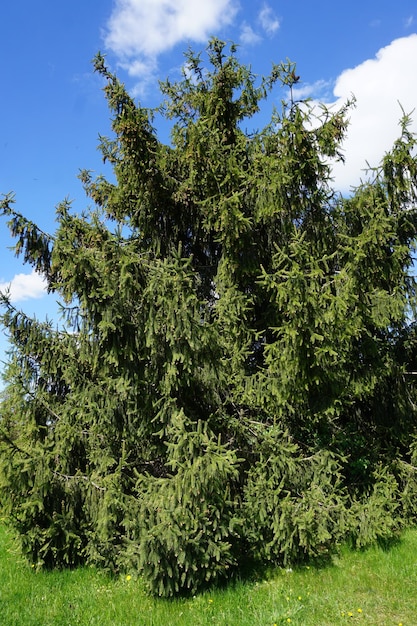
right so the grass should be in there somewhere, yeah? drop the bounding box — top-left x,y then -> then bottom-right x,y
0,523 -> 416,625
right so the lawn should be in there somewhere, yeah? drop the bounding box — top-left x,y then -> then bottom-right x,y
0,521 -> 416,625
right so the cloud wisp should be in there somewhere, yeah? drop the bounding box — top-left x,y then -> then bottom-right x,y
258,4 -> 280,36
239,4 -> 280,46
291,79 -> 334,101
240,23 -> 262,46
0,270 -> 47,303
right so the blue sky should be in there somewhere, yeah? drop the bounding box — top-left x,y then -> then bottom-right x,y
1,0 -> 417,375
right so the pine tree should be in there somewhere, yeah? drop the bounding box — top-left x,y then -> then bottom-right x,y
1,39 -> 417,595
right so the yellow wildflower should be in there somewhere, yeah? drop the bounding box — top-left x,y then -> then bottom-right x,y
125,574 -> 132,581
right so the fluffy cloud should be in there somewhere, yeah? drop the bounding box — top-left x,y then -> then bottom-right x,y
0,270 -> 47,303
326,34 -> 417,192
104,0 -> 238,76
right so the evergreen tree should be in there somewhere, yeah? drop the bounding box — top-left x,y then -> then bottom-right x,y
1,39 -> 417,595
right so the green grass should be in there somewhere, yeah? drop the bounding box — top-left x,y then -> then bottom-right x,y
0,523 -> 416,625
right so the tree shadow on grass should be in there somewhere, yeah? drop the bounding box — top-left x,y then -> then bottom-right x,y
190,532 -> 407,600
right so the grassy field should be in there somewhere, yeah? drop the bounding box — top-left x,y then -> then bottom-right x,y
0,522 -> 416,625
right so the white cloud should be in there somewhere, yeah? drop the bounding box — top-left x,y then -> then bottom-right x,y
258,4 -> 280,35
0,270 -> 47,303
104,0 -> 238,77
325,34 -> 417,192
240,23 -> 262,46
239,4 -> 280,48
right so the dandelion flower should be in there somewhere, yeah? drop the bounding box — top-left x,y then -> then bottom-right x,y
125,574 -> 132,581
357,608 -> 363,613
298,596 -> 302,600
208,598 -> 213,604
348,611 -> 353,617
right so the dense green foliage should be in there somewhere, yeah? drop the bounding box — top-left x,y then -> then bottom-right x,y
1,39 -> 417,596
